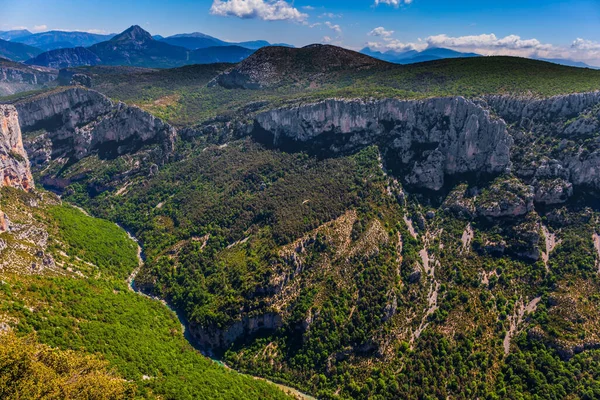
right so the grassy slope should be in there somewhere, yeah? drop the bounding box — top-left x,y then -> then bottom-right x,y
0,188 -> 292,399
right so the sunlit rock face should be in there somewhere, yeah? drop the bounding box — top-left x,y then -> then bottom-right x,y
0,104 -> 33,191
252,97 -> 512,191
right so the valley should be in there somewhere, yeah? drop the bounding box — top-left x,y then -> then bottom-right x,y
2,21 -> 600,400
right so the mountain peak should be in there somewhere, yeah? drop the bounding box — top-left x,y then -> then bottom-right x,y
111,25 -> 153,43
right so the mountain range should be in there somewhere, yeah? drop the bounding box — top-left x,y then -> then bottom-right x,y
361,47 -> 480,64
0,25 -> 596,71
361,46 -> 598,69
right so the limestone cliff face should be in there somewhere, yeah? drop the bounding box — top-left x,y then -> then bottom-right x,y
0,105 -> 33,191
251,97 -> 512,191
15,88 -> 176,163
485,92 -> 600,126
486,92 -> 600,201
0,62 -> 57,96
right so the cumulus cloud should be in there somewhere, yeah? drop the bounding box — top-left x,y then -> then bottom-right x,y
368,27 -> 394,38
210,0 -> 308,22
374,0 -> 413,7
572,38 -> 600,51
425,33 -> 553,52
325,21 -> 342,34
322,36 -> 332,43
367,40 -> 424,52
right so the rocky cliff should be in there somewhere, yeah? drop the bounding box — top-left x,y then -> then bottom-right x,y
0,59 -> 58,96
15,87 -> 176,164
484,92 -> 600,203
250,97 -> 512,191
0,105 -> 33,190
246,92 -> 600,199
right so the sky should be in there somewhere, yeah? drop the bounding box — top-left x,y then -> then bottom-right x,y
2,0 -> 600,66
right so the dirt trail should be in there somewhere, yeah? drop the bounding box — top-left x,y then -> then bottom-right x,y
410,230 -> 441,346
593,233 -> 600,272
461,223 -> 473,252
541,225 -> 559,271
503,296 -> 541,354
404,215 -> 417,239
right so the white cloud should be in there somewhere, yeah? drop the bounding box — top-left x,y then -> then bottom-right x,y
302,5 -> 315,10
425,33 -> 553,52
572,38 -> 600,51
368,27 -> 394,37
322,36 -> 332,43
325,21 -> 342,34
210,0 -> 308,22
367,39 -> 424,52
319,12 -> 342,19
85,29 -> 108,34
374,0 -> 413,7
32,25 -> 47,32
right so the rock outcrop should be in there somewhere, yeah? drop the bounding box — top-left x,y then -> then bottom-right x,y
0,105 -> 33,190
15,87 -> 176,163
250,97 -> 512,191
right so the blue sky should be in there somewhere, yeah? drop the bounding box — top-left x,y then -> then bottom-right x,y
2,0 -> 600,65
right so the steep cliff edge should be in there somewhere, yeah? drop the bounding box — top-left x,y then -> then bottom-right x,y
0,59 -> 58,96
250,97 -> 512,191
246,92 -> 600,199
14,87 -> 176,165
485,92 -> 600,202
0,105 -> 33,191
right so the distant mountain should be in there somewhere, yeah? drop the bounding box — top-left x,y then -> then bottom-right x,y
13,31 -> 114,51
361,47 -> 480,64
152,35 -> 164,40
360,47 -> 418,63
88,25 -> 189,68
189,46 -> 255,64
168,32 -> 219,39
0,38 -> 42,62
535,57 -> 597,69
0,29 -> 32,41
25,47 -> 101,69
160,36 -> 226,50
161,32 -> 293,50
213,44 -> 390,89
234,40 -> 271,50
419,47 -> 480,59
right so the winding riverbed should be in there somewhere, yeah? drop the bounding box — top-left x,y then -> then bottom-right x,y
123,227 -> 315,400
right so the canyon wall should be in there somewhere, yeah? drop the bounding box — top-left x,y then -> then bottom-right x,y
0,105 -> 33,191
